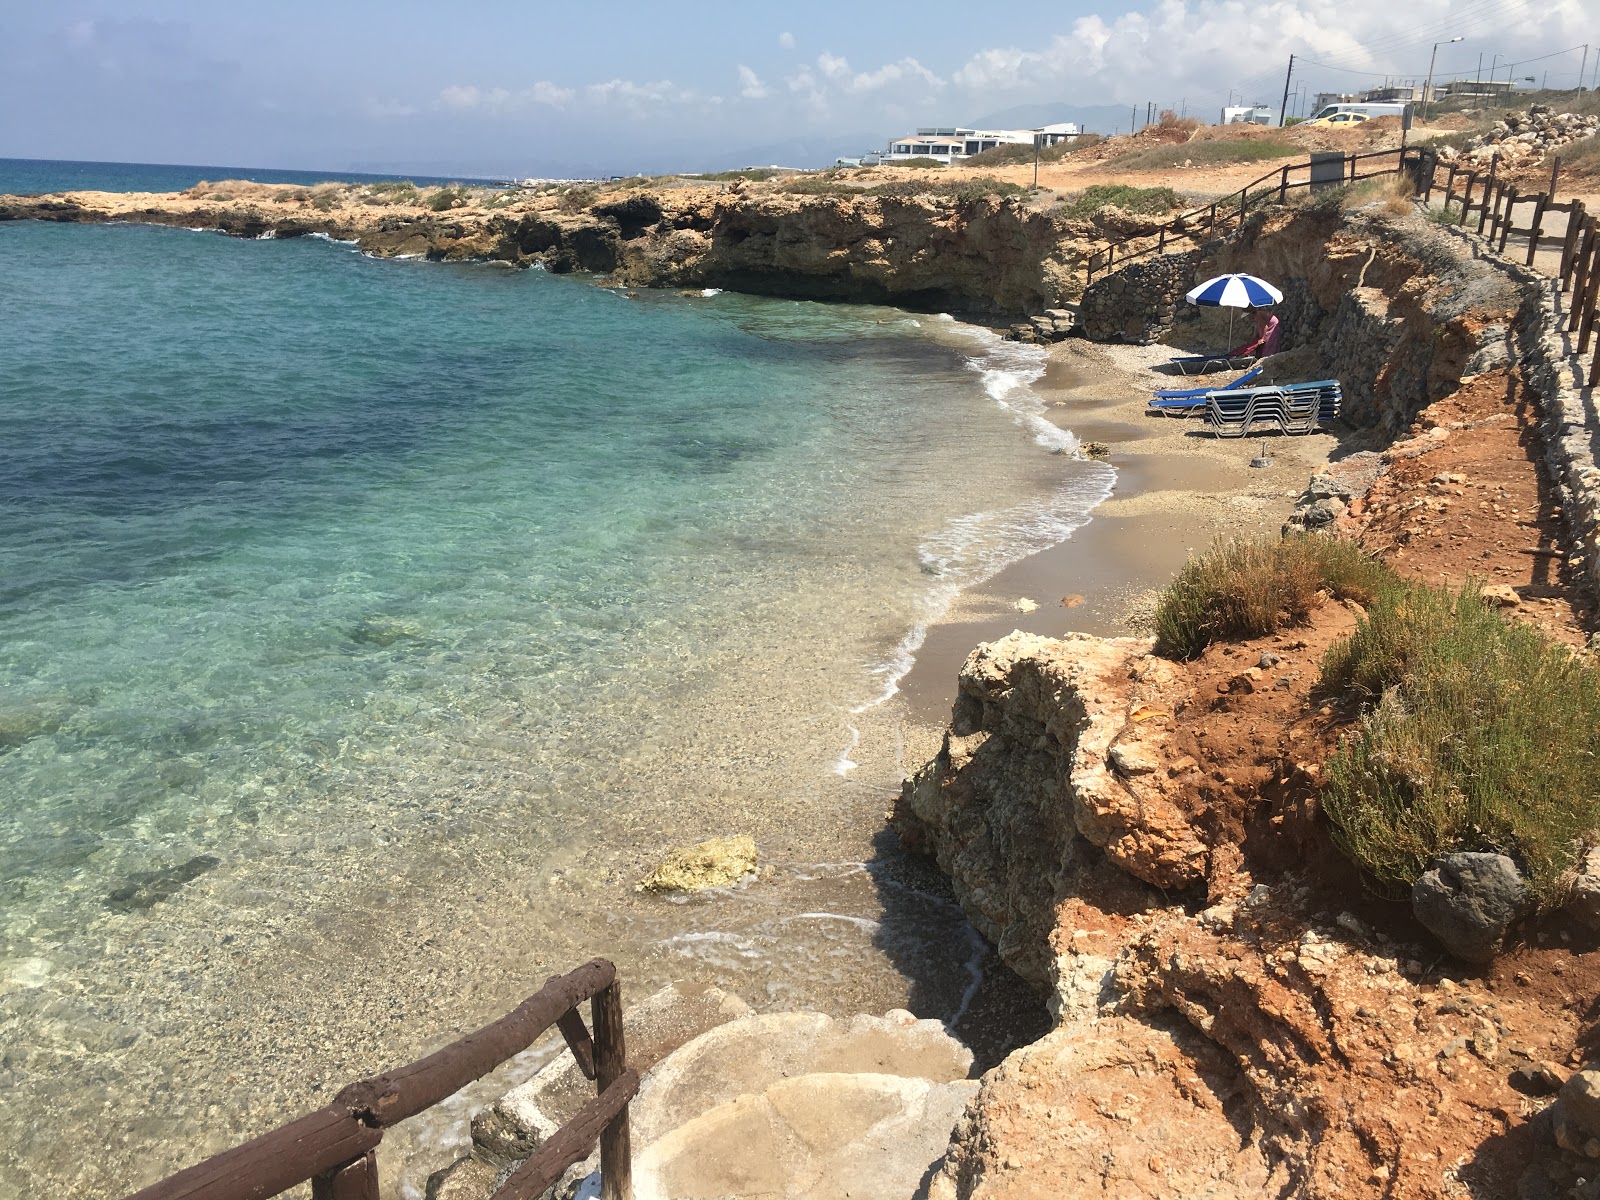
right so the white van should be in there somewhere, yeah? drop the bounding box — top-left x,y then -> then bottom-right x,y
1307,102 -> 1408,124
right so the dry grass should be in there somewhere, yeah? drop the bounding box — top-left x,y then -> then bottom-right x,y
1153,536 -> 1394,660
1106,138 -> 1302,172
1319,581 -> 1600,907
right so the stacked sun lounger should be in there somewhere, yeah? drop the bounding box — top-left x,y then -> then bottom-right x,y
1169,353 -> 1258,376
1203,380 -> 1342,437
1149,364 -> 1266,416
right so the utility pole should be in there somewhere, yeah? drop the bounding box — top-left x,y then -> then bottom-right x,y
1424,36 -> 1462,120
1278,53 -> 1295,126
1580,45 -> 1589,93
1131,105 -> 1137,134
1476,53 -> 1483,88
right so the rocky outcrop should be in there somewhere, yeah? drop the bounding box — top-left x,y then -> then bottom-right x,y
894,632 -> 1204,987
1442,104 -> 1600,168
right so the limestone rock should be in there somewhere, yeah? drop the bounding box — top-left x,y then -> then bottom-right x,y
474,981 -> 753,1162
926,1020 -> 1284,1199
895,631 -> 1203,986
1566,846 -> 1600,929
1412,852 -> 1531,962
633,1072 -> 979,1200
629,1008 -> 972,1147
423,1156 -> 502,1200
637,835 -> 757,893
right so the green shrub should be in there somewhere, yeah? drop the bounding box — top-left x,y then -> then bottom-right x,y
698,168 -> 784,182
1108,139 -> 1301,172
427,186 -> 468,212
866,177 -> 1025,203
1319,581 -> 1600,907
893,157 -> 946,169
1426,203 -> 1465,226
1153,535 -> 1394,660
782,177 -> 864,196
1051,184 -> 1179,221
556,184 -> 600,213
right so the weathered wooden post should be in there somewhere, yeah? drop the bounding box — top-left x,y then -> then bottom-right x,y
594,978 -> 633,1200
1499,187 -> 1519,253
311,1152 -> 379,1200
1279,165 -> 1289,203
1527,191 -> 1548,267
1560,200 -> 1588,289
1569,219 -> 1596,331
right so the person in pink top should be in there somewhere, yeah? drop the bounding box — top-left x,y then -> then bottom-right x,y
1229,310 -> 1281,358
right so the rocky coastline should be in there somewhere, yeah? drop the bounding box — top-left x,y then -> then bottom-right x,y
14,172 -> 1600,1198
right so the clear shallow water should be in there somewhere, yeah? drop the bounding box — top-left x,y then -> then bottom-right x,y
0,156 -> 493,196
0,219 -> 1111,1196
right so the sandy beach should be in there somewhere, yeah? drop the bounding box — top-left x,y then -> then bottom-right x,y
898,337 -> 1337,724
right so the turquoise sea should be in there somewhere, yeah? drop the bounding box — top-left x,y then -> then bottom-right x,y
0,192 -> 1112,1196
0,156 -> 495,196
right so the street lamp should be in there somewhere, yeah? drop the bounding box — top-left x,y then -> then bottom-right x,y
1423,36 -> 1463,119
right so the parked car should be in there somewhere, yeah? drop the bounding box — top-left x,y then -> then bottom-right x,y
1307,111 -> 1370,127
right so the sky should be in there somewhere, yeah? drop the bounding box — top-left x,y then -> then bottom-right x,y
0,0 -> 1595,178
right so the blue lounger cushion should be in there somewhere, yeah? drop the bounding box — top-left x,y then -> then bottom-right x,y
1152,363 -> 1266,401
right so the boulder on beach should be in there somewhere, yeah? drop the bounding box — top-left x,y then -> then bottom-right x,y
637,835 -> 758,893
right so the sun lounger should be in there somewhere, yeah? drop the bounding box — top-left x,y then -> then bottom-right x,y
1204,381 -> 1342,437
1169,352 -> 1258,376
1152,363 -> 1266,402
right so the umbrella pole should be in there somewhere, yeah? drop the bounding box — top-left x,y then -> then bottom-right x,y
1228,308 -> 1236,350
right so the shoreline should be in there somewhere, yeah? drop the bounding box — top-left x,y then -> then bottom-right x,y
897,337 -> 1335,725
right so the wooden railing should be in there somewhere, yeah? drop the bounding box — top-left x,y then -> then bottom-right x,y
123,958 -> 634,1200
1427,152 -> 1599,388
1084,146 -> 1424,281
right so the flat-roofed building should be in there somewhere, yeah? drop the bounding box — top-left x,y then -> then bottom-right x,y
863,122 -> 1082,165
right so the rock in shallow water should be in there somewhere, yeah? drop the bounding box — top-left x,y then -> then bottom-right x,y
636,835 -> 758,893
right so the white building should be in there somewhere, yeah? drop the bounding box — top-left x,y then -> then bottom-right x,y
860,123 -> 1082,166
1221,105 -> 1273,125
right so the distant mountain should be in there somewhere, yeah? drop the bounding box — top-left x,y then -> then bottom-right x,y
971,102 -> 1148,136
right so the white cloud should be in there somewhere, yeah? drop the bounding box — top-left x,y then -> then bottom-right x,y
737,65 -> 768,100
585,78 -> 705,107
437,81 -> 575,113
363,97 -> 418,119
779,31 -> 796,50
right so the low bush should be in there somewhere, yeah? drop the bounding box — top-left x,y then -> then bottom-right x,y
1153,535 -> 1394,660
698,168 -> 784,182
960,135 -> 1107,169
1319,581 -> 1600,907
556,184 -> 600,212
1108,139 -> 1301,172
866,177 -> 1026,203
893,157 -> 946,169
1051,184 -> 1178,221
365,181 -> 421,206
427,186 -> 468,212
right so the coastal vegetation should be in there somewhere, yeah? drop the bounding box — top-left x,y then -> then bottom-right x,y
1151,534 -> 1391,660
960,134 -> 1105,168
865,176 -> 1026,203
1050,184 -> 1178,220
1106,138 -> 1302,172
1320,580 -> 1600,907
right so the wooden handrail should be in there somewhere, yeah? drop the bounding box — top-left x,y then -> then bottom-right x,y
123,958 -> 632,1200
1084,146 -> 1418,281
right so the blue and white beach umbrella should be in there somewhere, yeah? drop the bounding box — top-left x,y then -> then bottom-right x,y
1184,273 -> 1283,349
1184,273 -> 1284,309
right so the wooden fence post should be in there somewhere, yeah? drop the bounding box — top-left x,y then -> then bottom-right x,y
1279,165 -> 1289,203
1527,191 -> 1548,267
1477,162 -> 1497,234
1461,171 -> 1477,223
1561,201 -> 1588,290
311,1151 -> 379,1200
593,980 -> 633,1200
1578,234 -> 1600,354
1569,219 -> 1596,332
1499,187 -> 1518,254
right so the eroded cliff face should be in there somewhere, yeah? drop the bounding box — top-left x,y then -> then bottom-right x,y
1078,208 -> 1530,435
898,629 -> 1582,1200
0,188 -> 1162,315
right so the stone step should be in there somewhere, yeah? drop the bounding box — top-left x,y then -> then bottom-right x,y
629,1009 -> 973,1147
632,1072 -> 980,1200
472,981 -> 754,1163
